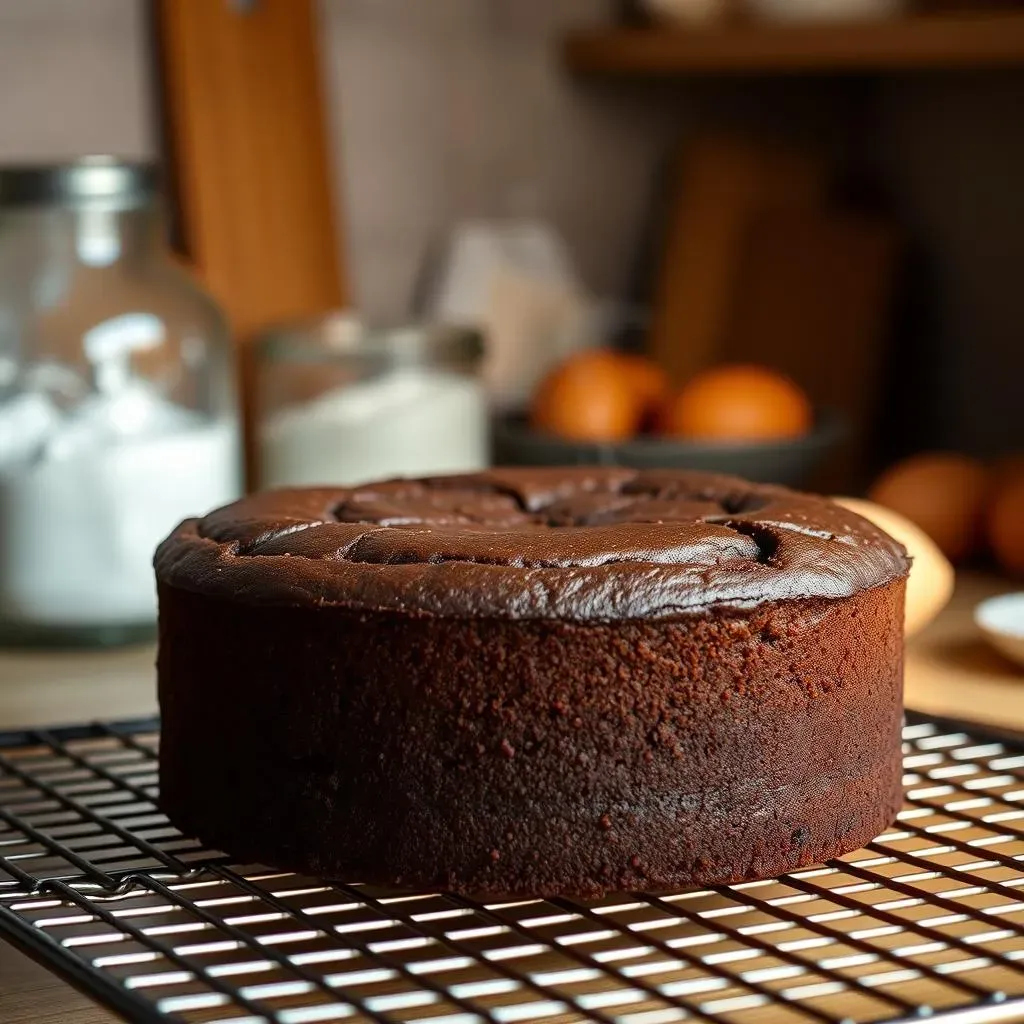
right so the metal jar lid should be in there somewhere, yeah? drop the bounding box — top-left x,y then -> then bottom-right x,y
257,312 -> 485,370
0,156 -> 159,210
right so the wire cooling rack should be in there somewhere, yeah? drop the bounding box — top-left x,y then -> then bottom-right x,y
0,715 -> 1022,1024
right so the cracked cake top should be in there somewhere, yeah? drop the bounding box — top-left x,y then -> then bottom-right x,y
155,468 -> 910,620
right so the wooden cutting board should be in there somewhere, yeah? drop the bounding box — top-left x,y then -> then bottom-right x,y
722,209 -> 899,491
156,0 -> 346,335
649,134 -> 826,385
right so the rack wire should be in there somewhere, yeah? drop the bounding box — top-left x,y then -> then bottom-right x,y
0,713 -> 1022,1024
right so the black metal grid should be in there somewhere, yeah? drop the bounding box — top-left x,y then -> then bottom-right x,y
1,714 -> 1023,1024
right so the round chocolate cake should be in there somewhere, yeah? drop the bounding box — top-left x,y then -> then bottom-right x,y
156,468 -> 909,898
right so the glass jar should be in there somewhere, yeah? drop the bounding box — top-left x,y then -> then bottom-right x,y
0,157 -> 242,647
257,314 -> 487,488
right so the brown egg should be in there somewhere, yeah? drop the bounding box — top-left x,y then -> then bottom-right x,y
869,452 -> 989,563
530,349 -> 642,442
659,364 -> 813,442
989,476 -> 1024,577
991,453 -> 1024,493
617,354 -> 671,427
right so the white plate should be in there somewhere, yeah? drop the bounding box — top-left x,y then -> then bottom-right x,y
974,592 -> 1024,670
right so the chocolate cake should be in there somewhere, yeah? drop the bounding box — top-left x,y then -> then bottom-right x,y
155,468 -> 910,898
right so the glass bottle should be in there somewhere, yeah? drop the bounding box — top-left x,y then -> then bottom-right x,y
0,157 -> 242,647
257,314 -> 487,489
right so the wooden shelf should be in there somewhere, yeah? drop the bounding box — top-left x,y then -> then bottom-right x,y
564,13 -> 1024,75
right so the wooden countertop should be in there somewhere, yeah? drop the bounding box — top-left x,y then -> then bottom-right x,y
905,570 -> 1024,729
0,644 -> 157,1023
1,571 -> 1022,1023
0,643 -> 157,731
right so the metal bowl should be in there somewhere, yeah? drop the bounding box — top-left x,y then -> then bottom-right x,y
493,410 -> 845,489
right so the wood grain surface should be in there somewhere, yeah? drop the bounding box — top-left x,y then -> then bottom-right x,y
648,135 -> 824,385
156,0 -> 346,337
565,14 -> 1024,75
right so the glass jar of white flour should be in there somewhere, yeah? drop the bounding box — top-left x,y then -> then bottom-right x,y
257,315 -> 487,489
0,157 -> 242,646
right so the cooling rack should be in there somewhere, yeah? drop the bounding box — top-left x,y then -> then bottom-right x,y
0,714 -> 1022,1024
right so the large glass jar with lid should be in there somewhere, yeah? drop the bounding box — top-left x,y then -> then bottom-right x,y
0,156 -> 242,646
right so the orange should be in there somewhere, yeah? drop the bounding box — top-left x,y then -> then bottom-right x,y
660,364 -> 812,443
530,350 -> 643,443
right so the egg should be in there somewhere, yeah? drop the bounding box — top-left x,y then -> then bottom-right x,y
869,453 -> 988,563
530,349 -> 642,442
991,453 -> 1024,492
659,364 -> 813,442
988,476 -> 1024,578
836,496 -> 955,638
618,354 -> 671,409
617,354 -> 671,430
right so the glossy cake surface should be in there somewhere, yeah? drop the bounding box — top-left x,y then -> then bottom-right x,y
156,469 -> 909,897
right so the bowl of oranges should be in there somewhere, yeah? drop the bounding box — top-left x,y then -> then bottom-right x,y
493,349 -> 842,488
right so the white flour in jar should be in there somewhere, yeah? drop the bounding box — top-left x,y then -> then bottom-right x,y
0,388 -> 240,628
260,366 -> 488,488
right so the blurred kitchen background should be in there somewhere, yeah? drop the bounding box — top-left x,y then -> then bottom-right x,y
3,0 -> 1024,664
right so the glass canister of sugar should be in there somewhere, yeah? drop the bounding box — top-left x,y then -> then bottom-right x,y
257,314 -> 487,488
0,157 -> 242,647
